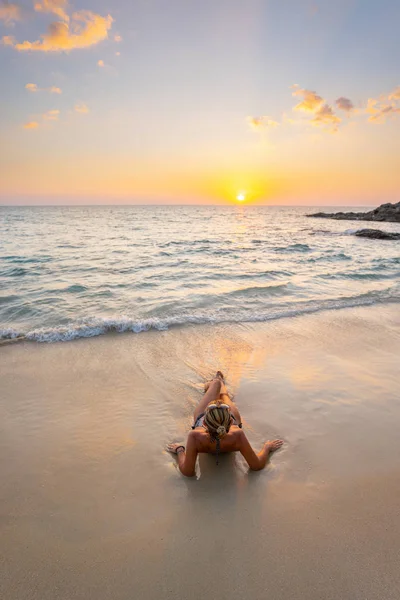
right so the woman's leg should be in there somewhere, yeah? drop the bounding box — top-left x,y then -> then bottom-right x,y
193,378 -> 222,421
219,381 -> 242,425
197,376 -> 242,425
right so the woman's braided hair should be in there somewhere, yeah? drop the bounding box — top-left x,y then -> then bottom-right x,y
203,401 -> 232,465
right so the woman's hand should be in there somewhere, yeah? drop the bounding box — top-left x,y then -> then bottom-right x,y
167,443 -> 185,454
264,440 -> 284,452
167,434 -> 197,477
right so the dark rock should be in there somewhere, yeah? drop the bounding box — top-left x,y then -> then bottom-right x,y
354,229 -> 400,240
307,201 -> 400,223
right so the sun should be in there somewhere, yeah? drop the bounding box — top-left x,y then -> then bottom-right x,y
236,192 -> 246,202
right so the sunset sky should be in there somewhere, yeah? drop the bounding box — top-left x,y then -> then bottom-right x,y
0,0 -> 399,205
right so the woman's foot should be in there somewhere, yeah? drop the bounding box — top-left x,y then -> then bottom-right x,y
204,371 -> 225,392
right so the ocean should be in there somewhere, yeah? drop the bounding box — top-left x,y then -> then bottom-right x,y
1,204 -> 399,343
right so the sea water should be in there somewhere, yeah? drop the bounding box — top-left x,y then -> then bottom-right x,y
0,205 -> 399,342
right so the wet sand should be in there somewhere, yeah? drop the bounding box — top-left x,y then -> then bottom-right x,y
1,304 -> 400,600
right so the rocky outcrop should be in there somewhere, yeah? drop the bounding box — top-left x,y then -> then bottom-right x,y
308,201 -> 400,223
354,229 -> 400,240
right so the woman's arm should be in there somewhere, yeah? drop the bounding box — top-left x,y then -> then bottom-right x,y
238,430 -> 283,471
168,431 -> 198,477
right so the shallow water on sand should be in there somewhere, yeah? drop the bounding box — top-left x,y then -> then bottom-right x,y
1,205 -> 399,342
1,305 -> 400,599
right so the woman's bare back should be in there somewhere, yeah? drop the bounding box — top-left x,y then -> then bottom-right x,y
191,425 -> 243,454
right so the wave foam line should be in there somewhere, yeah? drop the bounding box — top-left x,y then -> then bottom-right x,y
1,294 -> 399,344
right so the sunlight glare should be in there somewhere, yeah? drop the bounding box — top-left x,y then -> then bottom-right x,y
236,193 -> 246,202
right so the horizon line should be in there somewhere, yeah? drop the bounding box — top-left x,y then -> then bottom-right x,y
0,203 -> 384,208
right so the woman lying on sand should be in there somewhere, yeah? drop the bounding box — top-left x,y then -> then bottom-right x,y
167,371 -> 283,477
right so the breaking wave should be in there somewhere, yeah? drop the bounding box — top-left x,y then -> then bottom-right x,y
1,291 -> 398,344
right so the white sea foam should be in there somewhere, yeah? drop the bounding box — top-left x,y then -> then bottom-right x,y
1,291 -> 398,343
0,328 -> 24,340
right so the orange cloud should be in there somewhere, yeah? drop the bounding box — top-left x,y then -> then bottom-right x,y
97,59 -> 104,67
43,109 -> 60,120
368,104 -> 400,123
34,0 -> 69,22
0,1 -> 21,25
1,34 -> 15,45
114,34 -> 122,42
292,86 -> 340,132
25,82 -> 62,94
389,86 -> 400,101
4,10 -> 112,52
292,87 -> 324,112
248,84 -> 398,136
367,86 -> 400,123
22,109 -> 62,130
311,103 -> 341,132
247,116 -> 279,130
75,103 -> 89,113
23,121 -> 39,129
25,83 -> 38,92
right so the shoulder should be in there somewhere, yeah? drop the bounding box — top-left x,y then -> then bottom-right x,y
231,427 -> 246,445
188,428 -> 205,445
231,425 -> 245,438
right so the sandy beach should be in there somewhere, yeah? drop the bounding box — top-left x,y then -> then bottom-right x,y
1,304 -> 400,600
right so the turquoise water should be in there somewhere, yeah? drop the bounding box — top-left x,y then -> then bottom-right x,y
0,205 -> 399,342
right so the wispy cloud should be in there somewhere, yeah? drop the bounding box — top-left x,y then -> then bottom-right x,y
247,116 -> 279,130
22,101 -> 96,129
3,10 -> 112,52
292,87 -> 324,113
114,34 -> 122,42
74,102 -> 89,113
389,86 -> 400,101
97,59 -> 104,67
0,1 -> 21,25
25,82 -> 62,94
248,86 -> 358,134
23,121 -> 39,129
311,103 -> 341,131
34,0 -> 69,22
22,102 -> 91,130
249,84 -> 400,134
25,83 -> 38,92
115,51 -> 120,56
367,102 -> 400,123
23,109 -> 60,129
367,86 -> 400,123
292,86 -> 341,132
43,109 -> 60,120
335,97 -> 354,113
1,35 -> 15,45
